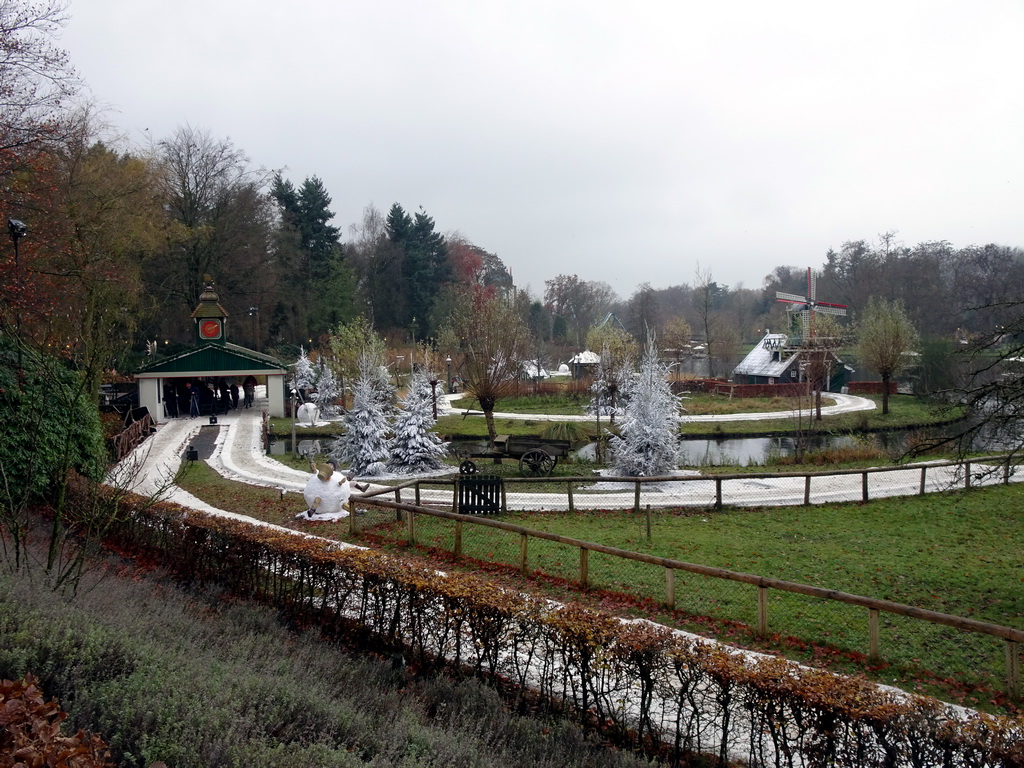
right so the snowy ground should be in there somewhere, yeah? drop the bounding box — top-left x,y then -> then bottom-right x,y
112,389 -> 1016,514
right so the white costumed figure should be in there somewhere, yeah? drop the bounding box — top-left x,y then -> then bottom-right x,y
299,459 -> 352,521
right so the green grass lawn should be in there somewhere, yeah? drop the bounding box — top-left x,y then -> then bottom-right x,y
176,458 -> 1023,712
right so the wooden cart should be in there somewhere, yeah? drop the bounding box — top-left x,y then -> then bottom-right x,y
493,435 -> 572,476
455,435 -> 573,476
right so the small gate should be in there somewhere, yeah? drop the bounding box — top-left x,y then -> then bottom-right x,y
457,474 -> 503,515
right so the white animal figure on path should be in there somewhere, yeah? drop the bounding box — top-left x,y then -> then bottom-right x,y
299,460 -> 351,520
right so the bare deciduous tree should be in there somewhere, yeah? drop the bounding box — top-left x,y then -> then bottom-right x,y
438,286 -> 530,445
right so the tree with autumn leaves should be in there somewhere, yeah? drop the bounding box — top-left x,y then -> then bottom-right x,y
437,285 -> 531,446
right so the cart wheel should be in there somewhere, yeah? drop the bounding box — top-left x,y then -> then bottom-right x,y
459,460 -> 478,475
520,448 -> 555,476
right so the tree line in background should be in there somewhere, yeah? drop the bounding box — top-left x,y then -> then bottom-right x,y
3,2 -> 1024,390
3,1 -> 1024,470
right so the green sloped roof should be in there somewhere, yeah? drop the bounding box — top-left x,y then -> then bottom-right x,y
136,342 -> 287,375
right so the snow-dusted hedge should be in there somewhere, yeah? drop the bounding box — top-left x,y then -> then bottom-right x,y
86,479 -> 1024,767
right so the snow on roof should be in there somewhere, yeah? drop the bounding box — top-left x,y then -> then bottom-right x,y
732,333 -> 799,378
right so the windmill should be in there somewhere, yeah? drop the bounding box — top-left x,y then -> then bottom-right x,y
775,268 -> 847,341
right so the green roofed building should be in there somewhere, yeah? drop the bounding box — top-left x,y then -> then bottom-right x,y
134,281 -> 289,422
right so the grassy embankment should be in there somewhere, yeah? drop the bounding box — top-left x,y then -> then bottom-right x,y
0,539 -> 661,768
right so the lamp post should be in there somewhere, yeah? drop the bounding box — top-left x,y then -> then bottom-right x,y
8,219 -> 26,350
395,355 -> 404,389
446,355 -> 452,393
248,306 -> 258,349
429,378 -> 439,419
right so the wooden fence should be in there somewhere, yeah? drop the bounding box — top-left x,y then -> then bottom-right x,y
350,454 -> 1023,701
108,411 -> 154,462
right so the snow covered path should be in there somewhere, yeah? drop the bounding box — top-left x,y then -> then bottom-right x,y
450,391 -> 877,422
112,391 -> 1016,514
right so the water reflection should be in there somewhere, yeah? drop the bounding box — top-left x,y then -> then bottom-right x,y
269,425 -> 987,468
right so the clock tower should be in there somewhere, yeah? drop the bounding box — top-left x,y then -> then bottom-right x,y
191,279 -> 229,345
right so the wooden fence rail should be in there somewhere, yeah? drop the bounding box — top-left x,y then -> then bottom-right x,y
350,457 -> 1024,701
401,452 -> 1019,512
108,412 -> 154,462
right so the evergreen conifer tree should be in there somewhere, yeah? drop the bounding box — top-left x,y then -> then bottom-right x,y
609,334 -> 682,476
313,360 -> 340,418
331,351 -> 393,476
387,370 -> 449,474
292,346 -> 315,400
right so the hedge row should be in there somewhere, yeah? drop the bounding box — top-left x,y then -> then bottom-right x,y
848,380 -> 899,395
71,477 -> 1024,767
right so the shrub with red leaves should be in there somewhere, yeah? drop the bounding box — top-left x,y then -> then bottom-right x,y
0,674 -> 114,768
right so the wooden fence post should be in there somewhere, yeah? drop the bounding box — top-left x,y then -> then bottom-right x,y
634,482 -> 641,514
715,477 -> 723,510
568,481 -> 574,513
520,533 -> 528,574
407,509 -> 415,545
1007,640 -> 1021,702
919,466 -> 927,495
454,518 -> 462,557
665,567 -> 675,610
415,482 -> 421,506
757,586 -> 768,637
861,471 -> 868,503
451,478 -> 458,513
804,475 -> 811,505
869,608 -> 880,662
580,547 -> 589,589
965,462 -> 972,489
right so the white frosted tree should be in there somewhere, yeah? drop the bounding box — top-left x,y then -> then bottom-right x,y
587,345 -> 620,420
313,360 -> 340,417
609,334 -> 682,476
387,370 -> 449,474
587,343 -> 635,423
331,351 -> 393,476
292,346 -> 315,401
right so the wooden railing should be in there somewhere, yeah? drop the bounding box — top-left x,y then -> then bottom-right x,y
108,412 -> 154,462
351,454 -> 1024,701
401,452 -> 1020,514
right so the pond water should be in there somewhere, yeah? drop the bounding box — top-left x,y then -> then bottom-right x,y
269,432 -> 918,468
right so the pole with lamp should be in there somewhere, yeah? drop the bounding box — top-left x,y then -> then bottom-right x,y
446,355 -> 452,394
8,218 -> 26,355
290,383 -> 298,458
429,378 -> 439,419
395,355 -> 404,390
248,306 -> 258,350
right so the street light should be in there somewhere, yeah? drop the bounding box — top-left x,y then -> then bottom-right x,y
248,306 -> 258,349
429,378 -> 439,419
8,219 -> 26,357
446,356 -> 452,393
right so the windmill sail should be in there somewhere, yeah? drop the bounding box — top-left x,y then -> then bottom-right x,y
775,268 -> 847,339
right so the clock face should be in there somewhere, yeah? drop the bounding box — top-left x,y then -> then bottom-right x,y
200,319 -> 222,339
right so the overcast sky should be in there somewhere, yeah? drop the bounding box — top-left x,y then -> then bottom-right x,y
60,0 -> 1024,300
